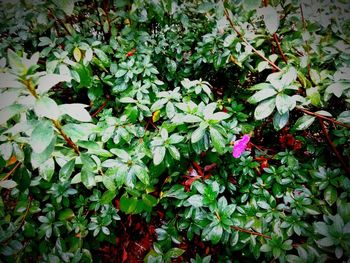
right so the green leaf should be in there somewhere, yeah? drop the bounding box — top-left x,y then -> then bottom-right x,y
30,120 -> 54,153
248,88 -> 277,104
153,146 -> 166,166
37,74 -> 71,95
168,145 -> 181,160
324,186 -> 337,206
101,190 -> 117,204
294,115 -> 315,130
31,136 -> 56,168
0,142 -> 12,160
166,101 -> 176,119
207,225 -> 223,244
58,209 -> 75,221
0,179 -> 17,189
62,123 -> 96,141
55,0 -> 75,15
275,93 -> 291,115
94,48 -> 110,67
7,49 -> 25,74
120,195 -> 138,214
133,165 -> 149,185
39,158 -> 55,181
165,248 -> 185,259
81,168 -> 96,189
74,63 -> 92,88
257,200 -> 271,210
34,97 -> 61,120
59,104 -> 92,122
223,34 -> 236,47
306,87 -> 321,106
59,159 -> 75,182
209,127 -> 225,154
242,0 -> 261,11
254,98 -> 276,120
187,194 -> 203,207
317,237 -> 334,247
273,111 -> 289,130
191,126 -> 206,143
0,104 -> 25,125
258,6 -> 279,34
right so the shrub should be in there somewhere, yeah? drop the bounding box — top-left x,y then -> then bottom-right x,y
0,0 -> 349,262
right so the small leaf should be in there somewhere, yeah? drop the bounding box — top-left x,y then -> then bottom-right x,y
153,146 -> 166,166
242,0 -> 261,11
254,98 -> 276,120
59,103 -> 92,122
73,47 -> 81,62
324,186 -> 337,206
30,121 -> 54,153
59,159 -> 75,182
294,115 -> 315,130
168,145 -> 180,160
34,97 -> 61,120
0,180 -> 17,189
101,190 -> 117,204
58,209 -> 75,221
207,225 -> 223,244
273,111 -> 289,130
209,127 -> 225,154
39,158 -> 55,181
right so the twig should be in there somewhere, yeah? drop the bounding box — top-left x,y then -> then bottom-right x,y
223,8 -> 282,71
52,120 -> 80,155
91,98 -> 109,118
48,8 -> 72,36
273,33 -> 288,64
231,226 -> 271,239
299,3 -> 311,77
249,142 -> 274,159
297,107 -> 350,129
1,162 -> 21,182
318,119 -> 350,175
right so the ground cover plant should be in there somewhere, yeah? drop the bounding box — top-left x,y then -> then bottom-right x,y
0,0 -> 350,262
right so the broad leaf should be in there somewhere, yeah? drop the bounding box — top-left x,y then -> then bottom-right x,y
254,98 -> 276,120
34,97 -> 61,120
59,103 -> 92,122
153,146 -> 166,165
30,121 -> 54,153
294,115 -> 315,130
37,74 -> 71,95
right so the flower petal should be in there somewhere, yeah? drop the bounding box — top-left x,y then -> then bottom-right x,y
232,135 -> 250,158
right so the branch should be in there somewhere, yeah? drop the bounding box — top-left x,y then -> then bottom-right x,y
297,107 -> 350,129
318,119 -> 350,175
223,8 -> 282,71
1,162 -> 21,182
273,33 -> 288,64
91,98 -> 109,118
52,120 -> 80,155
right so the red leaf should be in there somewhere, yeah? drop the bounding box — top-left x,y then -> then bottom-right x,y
204,163 -> 217,172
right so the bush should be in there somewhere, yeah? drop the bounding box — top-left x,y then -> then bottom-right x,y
0,0 -> 349,262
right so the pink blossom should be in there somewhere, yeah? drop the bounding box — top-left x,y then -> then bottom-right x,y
232,134 -> 250,158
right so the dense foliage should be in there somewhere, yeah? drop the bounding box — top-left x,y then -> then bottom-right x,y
0,0 -> 350,262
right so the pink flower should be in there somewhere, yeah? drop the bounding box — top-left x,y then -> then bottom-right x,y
232,134 -> 250,158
